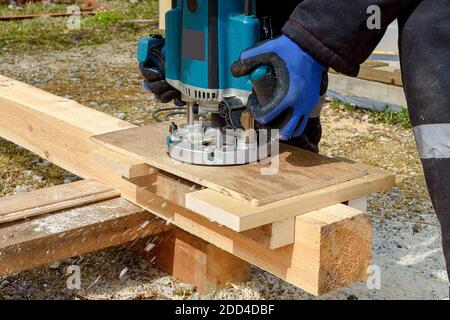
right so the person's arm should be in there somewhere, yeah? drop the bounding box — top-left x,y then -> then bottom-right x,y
282,0 -> 417,76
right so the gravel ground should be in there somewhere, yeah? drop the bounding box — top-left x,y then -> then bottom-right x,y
0,41 -> 448,300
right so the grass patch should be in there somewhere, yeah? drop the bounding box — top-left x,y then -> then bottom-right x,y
88,11 -> 128,24
330,98 -> 412,129
0,0 -> 159,54
368,105 -> 411,129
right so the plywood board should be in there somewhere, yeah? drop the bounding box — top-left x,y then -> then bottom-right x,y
92,123 -> 369,206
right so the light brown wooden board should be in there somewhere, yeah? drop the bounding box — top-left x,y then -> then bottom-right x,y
331,60 -> 403,87
0,179 -> 119,224
186,167 -> 394,231
92,123 -> 369,206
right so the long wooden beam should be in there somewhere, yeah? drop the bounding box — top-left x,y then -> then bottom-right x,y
0,75 -> 382,295
0,197 -> 170,276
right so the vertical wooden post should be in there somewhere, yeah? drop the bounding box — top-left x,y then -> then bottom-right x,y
289,205 -> 372,295
136,228 -> 251,294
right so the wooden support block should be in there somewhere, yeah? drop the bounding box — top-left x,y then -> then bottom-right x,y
243,217 -> 295,250
0,179 -> 119,224
129,173 -> 372,295
285,204 -> 372,295
0,198 -> 171,276
138,228 -> 251,294
92,148 -> 154,179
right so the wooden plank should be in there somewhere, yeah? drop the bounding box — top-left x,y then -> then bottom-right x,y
0,180 -> 119,224
358,65 -> 403,87
136,228 -> 251,294
361,61 -> 390,68
0,75 -> 134,182
185,168 -> 394,231
92,148 -> 154,179
0,76 -> 391,295
0,198 -> 171,276
330,60 -> 403,87
92,123 -> 369,206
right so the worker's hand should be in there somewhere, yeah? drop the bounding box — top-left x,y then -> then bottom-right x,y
138,41 -> 180,103
231,35 -> 326,140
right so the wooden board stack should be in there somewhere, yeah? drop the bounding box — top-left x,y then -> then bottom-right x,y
0,75 -> 395,296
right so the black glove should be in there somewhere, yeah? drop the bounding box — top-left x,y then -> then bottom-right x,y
285,75 -> 328,153
138,41 -> 180,104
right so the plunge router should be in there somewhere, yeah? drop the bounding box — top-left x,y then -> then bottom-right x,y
138,0 -> 273,166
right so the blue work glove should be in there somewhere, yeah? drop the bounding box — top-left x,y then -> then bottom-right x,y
231,35 -> 326,140
138,40 -> 180,103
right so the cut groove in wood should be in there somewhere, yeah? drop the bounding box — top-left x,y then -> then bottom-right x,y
0,180 -> 119,224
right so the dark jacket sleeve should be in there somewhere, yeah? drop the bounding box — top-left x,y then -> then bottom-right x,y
282,0 -> 416,76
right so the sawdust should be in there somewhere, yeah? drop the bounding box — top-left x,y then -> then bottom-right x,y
30,200 -> 124,234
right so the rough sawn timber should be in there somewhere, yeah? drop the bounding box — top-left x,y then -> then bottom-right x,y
0,197 -> 170,276
0,179 -> 119,224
